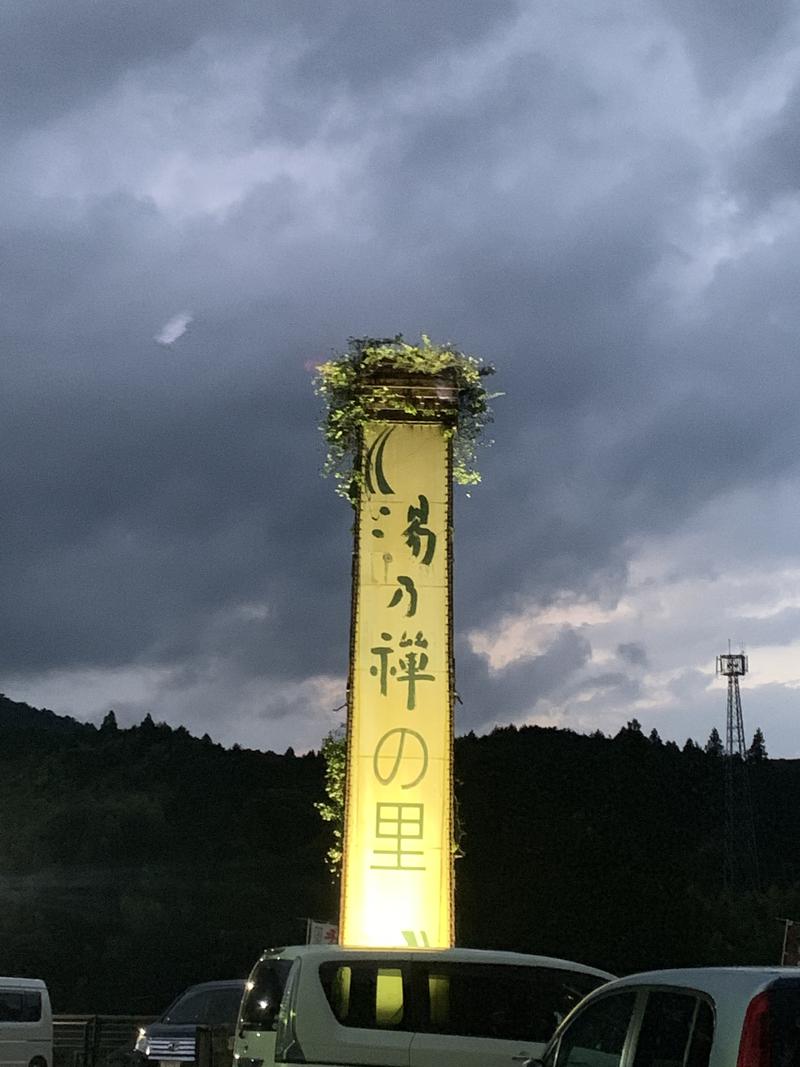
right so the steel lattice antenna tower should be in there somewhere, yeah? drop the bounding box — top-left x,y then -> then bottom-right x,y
716,649 -> 760,891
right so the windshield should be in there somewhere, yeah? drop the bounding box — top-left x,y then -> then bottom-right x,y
163,986 -> 244,1025
240,959 -> 294,1030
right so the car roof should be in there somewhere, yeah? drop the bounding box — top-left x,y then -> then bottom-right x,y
610,967 -> 797,996
614,968 -> 797,990
256,945 -> 614,980
0,978 -> 47,989
177,980 -> 245,992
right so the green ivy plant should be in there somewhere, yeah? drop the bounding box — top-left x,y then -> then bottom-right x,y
315,335 -> 497,499
314,725 -> 346,878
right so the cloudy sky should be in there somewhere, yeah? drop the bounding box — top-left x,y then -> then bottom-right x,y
3,0 -> 800,755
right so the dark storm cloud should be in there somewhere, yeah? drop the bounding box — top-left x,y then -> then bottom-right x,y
4,0 -> 800,748
618,642 -> 648,668
734,607 -> 800,647
656,0 -> 795,92
0,0 -> 518,133
454,628 -> 592,732
733,83 -> 800,209
1,352 -> 352,679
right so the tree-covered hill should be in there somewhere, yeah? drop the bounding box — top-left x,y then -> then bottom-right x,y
1,694 -> 799,1013
0,694 -> 332,1012
455,722 -> 800,975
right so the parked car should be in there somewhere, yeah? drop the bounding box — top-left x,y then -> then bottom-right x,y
233,945 -> 615,1067
0,978 -> 52,1067
134,980 -> 245,1067
537,966 -> 800,1067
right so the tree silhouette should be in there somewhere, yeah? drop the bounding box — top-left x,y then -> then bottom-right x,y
748,727 -> 767,761
705,727 -> 723,756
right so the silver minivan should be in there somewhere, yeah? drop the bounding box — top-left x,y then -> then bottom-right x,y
233,945 -> 614,1067
0,978 -> 52,1067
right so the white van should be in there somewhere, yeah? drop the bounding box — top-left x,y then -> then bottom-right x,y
0,978 -> 52,1067
233,946 -> 613,1067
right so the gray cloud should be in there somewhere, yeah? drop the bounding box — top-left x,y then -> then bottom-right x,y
733,82 -> 800,209
4,0 -> 800,752
455,628 -> 593,733
656,0 -> 796,93
618,642 -> 648,668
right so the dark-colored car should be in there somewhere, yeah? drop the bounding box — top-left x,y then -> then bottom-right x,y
133,981 -> 245,1067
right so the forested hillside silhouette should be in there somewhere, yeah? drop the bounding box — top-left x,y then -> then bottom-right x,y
1,693 -> 798,1014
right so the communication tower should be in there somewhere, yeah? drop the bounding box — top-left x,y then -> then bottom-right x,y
716,650 -> 760,891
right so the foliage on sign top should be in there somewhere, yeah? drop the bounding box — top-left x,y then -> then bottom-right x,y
314,335 -> 497,497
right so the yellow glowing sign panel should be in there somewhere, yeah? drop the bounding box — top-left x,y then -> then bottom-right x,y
340,421 -> 454,948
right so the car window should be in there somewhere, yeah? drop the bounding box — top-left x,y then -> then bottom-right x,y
554,992 -> 637,1067
769,980 -> 800,1067
22,993 -> 43,1022
319,963 -> 407,1031
686,1001 -> 714,1067
164,986 -> 242,1025
412,963 -> 608,1043
240,960 -> 294,1029
633,993 -> 714,1067
0,993 -> 40,1023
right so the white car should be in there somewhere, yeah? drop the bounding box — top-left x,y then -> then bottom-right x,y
537,966 -> 800,1067
0,977 -> 52,1067
233,944 -> 614,1067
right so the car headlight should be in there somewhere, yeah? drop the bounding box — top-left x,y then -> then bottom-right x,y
134,1029 -> 148,1053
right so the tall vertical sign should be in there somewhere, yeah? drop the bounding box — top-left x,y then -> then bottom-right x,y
340,419 -> 454,948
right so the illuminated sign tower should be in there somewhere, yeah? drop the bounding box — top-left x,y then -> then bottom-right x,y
316,337 -> 493,950
341,369 -> 457,948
